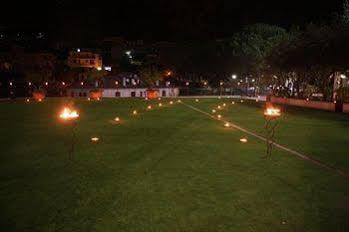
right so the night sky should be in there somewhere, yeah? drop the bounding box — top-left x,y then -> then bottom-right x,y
0,0 -> 344,41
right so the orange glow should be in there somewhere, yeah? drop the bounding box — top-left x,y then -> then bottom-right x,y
147,105 -> 152,110
62,82 -> 65,86
166,71 -> 172,76
26,98 -> 30,102
38,98 -> 42,102
114,117 -> 120,122
264,107 -> 281,117
240,138 -> 248,143
59,107 -> 79,120
224,122 -> 230,127
158,103 -> 162,107
223,103 -> 226,107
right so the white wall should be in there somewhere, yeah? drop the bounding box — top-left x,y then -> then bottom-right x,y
67,88 -> 180,98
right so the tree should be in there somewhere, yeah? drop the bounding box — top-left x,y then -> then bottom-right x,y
139,65 -> 164,89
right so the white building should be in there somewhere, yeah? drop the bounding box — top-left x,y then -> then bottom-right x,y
67,87 -> 179,98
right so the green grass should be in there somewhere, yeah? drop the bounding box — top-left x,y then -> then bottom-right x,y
0,98 -> 349,232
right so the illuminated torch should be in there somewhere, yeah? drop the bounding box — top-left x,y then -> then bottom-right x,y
59,107 -> 79,160
263,104 -> 281,157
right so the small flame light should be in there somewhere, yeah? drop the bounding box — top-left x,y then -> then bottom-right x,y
115,81 -> 119,85
38,98 -> 42,102
232,101 -> 235,105
91,137 -> 99,142
217,114 -> 222,119
240,100 -> 244,103
145,97 -> 148,100
81,82 -> 84,86
28,82 -> 32,86
158,103 -> 162,107
220,82 -> 223,86
224,122 -> 230,127
133,110 -> 137,115
186,82 -> 189,86
195,99 -> 199,102
147,105 -> 152,110
114,117 -> 120,122
62,82 -> 66,86
306,98 -> 309,101
217,106 -> 221,109
212,109 -> 216,113
59,107 -> 79,120
264,107 -> 281,117
45,82 -> 48,86
9,82 -> 13,86
218,96 -> 221,99
240,138 -> 248,143
177,99 -> 182,103
26,98 -> 30,102
97,97 -> 100,101
223,103 -> 226,107
87,97 -> 91,101
170,101 -> 173,105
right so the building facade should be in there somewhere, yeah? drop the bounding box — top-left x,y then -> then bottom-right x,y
67,50 -> 102,69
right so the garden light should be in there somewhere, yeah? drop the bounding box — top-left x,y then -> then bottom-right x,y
264,107 -> 281,117
59,107 -> 79,120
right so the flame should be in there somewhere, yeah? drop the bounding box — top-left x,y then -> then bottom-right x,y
264,107 -> 281,117
240,138 -> 248,143
91,137 -> 99,142
212,109 -> 216,113
232,101 -> 235,105
170,101 -> 173,104
114,117 -> 120,122
60,107 -> 79,120
217,115 -> 222,119
158,103 -> 162,107
133,110 -> 137,115
147,105 -> 152,110
224,122 -> 230,127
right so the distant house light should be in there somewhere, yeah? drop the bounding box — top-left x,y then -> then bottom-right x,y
104,66 -> 112,71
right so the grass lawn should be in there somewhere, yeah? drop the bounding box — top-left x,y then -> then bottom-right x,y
0,98 -> 349,232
